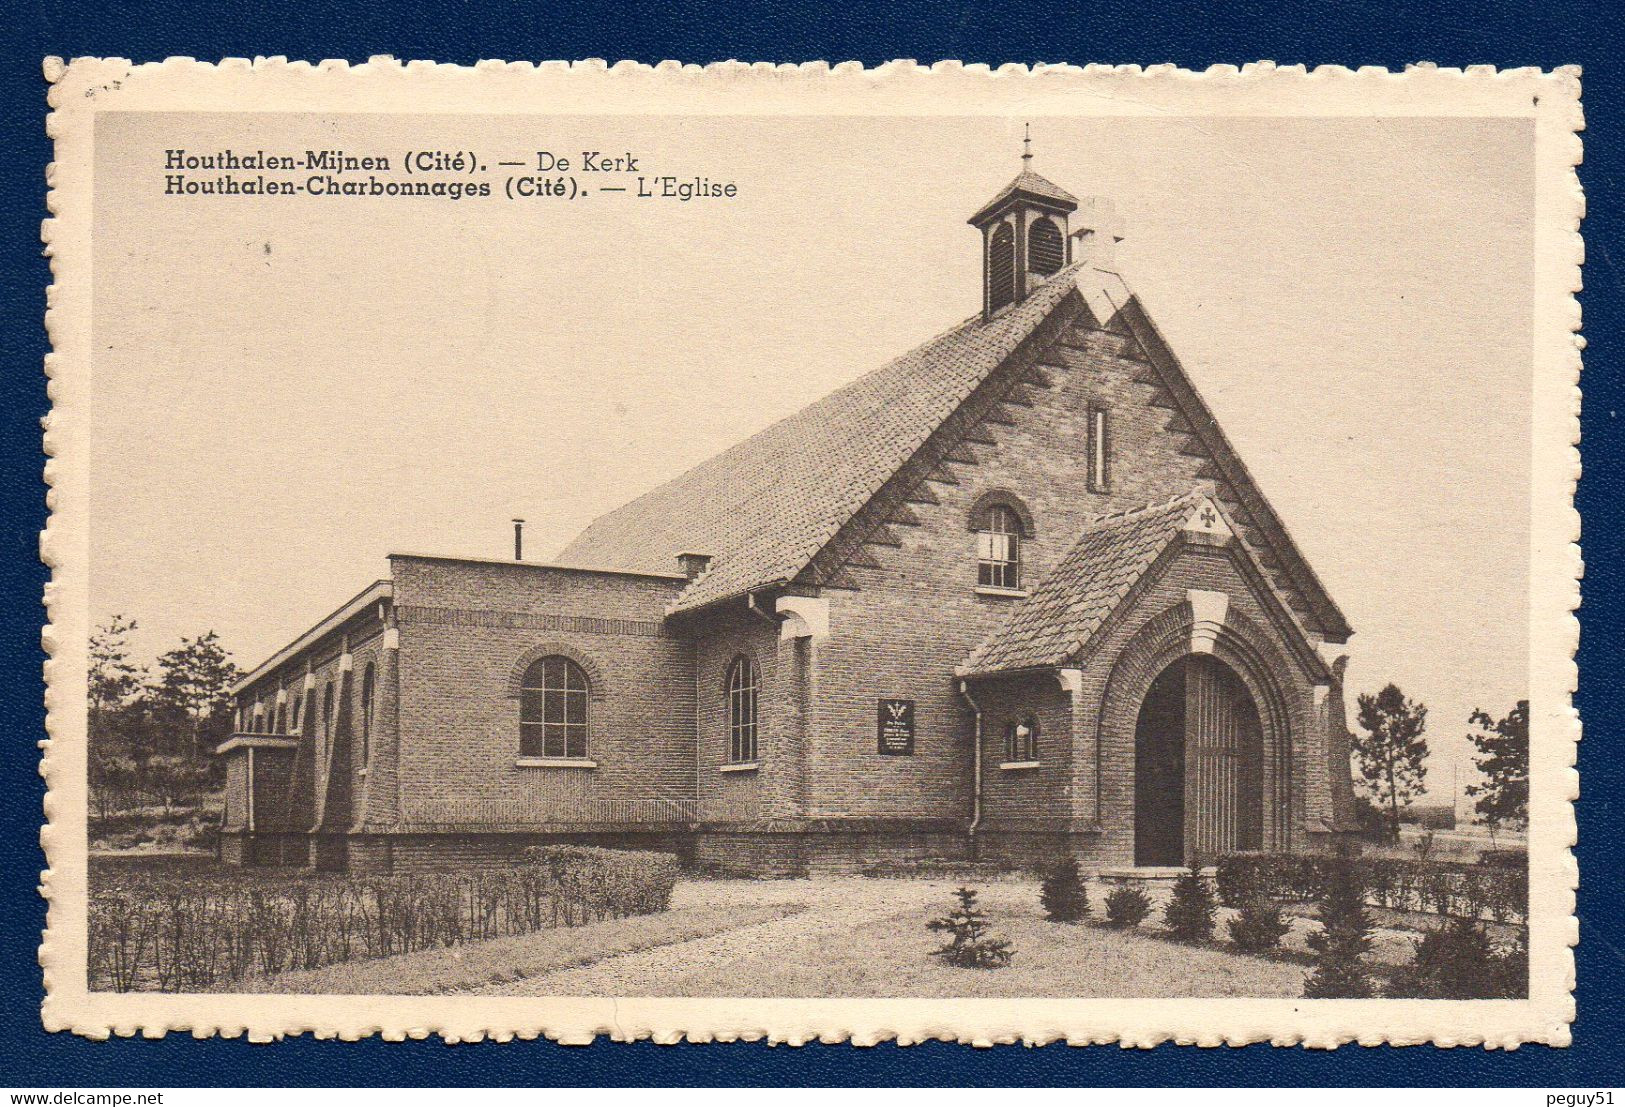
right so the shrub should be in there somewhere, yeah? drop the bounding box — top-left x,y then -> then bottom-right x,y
1216,850 -> 1528,926
1103,885 -> 1151,929
1478,849 -> 1528,870
1388,917 -> 1508,999
1228,898 -> 1291,954
926,887 -> 1013,969
88,845 -> 682,992
1039,858 -> 1089,923
1162,863 -> 1216,943
520,845 -> 679,919
1303,857 -> 1374,998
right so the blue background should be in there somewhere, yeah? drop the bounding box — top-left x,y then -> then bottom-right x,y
2,0 -> 1618,1086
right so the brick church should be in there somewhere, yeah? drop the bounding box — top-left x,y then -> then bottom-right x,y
219,154 -> 1361,875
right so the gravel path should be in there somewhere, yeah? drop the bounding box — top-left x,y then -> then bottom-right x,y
481,878 -> 946,996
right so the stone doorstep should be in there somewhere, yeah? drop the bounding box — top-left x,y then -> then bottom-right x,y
1096,866 -> 1219,884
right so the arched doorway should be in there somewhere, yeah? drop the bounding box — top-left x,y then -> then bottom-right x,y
1133,654 -> 1265,866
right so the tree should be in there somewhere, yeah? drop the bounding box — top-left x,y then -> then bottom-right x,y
88,615 -> 145,726
926,887 -> 1014,969
150,631 -> 240,757
1352,684 -> 1429,842
1039,858 -> 1090,923
1303,856 -> 1374,998
1163,862 -> 1217,943
1466,700 -> 1529,832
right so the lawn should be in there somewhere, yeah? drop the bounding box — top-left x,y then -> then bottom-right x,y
496,880 -> 1308,998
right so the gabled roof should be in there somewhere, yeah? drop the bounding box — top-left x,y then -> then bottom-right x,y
968,170 -> 1080,225
557,261 -> 1352,639
958,493 -> 1209,677
556,262 -> 1092,612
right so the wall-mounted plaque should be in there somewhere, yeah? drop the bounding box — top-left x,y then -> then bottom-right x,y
877,698 -> 915,755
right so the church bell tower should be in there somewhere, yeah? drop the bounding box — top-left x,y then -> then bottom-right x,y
968,127 -> 1080,320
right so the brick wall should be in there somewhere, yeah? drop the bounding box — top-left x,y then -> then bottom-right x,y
389,556 -> 696,829
805,312 -> 1220,821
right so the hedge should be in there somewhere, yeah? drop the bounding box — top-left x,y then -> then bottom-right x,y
89,844 -> 679,992
1215,851 -> 1526,926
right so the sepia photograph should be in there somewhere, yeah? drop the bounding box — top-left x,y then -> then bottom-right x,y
39,60 -> 1579,1045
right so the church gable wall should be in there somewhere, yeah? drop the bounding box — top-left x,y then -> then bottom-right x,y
389,556 -> 696,829
805,308 -> 1223,819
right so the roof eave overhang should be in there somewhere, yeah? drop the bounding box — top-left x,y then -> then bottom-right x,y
231,579 -> 393,696
967,188 -> 1080,228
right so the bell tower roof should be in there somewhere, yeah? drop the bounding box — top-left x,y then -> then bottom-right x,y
968,168 -> 1080,226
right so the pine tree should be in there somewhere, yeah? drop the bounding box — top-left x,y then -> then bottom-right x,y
1352,684 -> 1429,842
1039,858 -> 1090,923
1466,700 -> 1529,833
88,615 -> 145,725
1389,917 -> 1508,999
926,887 -> 1014,969
1163,862 -> 1217,943
1303,857 -> 1374,998
151,631 -> 240,757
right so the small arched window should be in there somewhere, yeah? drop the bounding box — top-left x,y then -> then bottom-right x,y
1029,216 -> 1065,275
290,690 -> 303,734
520,656 -> 590,759
360,662 -> 376,766
727,656 -> 760,764
988,222 -> 1016,312
1006,714 -> 1039,763
275,701 -> 287,734
976,503 -> 1024,590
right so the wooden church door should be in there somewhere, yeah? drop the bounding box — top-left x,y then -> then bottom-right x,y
1183,654 -> 1265,862
1134,655 -> 1265,867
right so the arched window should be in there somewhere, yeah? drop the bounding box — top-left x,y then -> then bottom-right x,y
976,503 -> 1024,589
1029,216 -> 1065,275
727,656 -> 760,764
360,662 -> 376,766
290,690 -> 303,734
275,701 -> 287,734
988,222 -> 1016,311
520,655 -> 590,759
1006,714 -> 1039,763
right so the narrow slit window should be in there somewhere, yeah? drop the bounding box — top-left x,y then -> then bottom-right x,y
1089,407 -> 1110,493
727,656 -> 760,764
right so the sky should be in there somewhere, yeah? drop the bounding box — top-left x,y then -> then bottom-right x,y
89,111 -> 1534,803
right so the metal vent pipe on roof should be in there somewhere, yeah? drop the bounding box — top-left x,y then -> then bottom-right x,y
512,518 -> 525,561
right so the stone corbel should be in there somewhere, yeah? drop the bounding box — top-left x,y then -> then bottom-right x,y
303,672 -> 317,690
1187,589 -> 1229,654
1312,641 -> 1350,705
775,595 -> 830,641
383,627 -> 400,650
1055,668 -> 1083,697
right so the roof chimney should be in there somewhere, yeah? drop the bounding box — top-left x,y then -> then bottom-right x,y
512,518 -> 525,561
676,551 -> 712,580
1070,196 -> 1123,269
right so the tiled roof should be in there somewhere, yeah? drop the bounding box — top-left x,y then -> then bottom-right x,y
556,262 -> 1093,613
968,170 -> 1080,223
958,492 -> 1207,676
